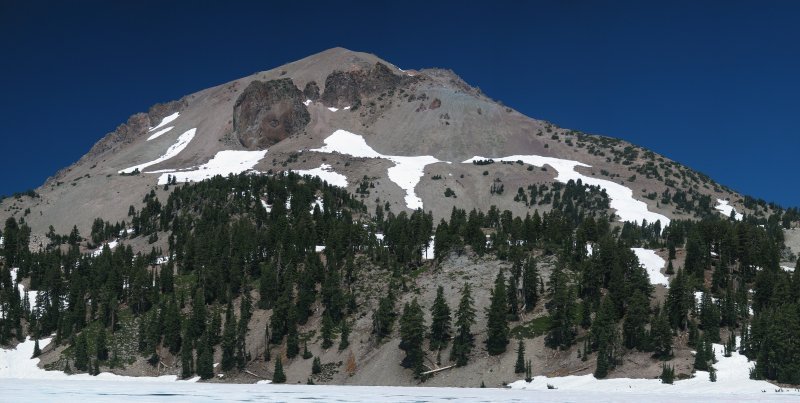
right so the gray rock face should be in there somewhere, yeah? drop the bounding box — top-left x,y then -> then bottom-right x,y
233,78 -> 310,149
320,62 -> 415,108
303,81 -> 320,101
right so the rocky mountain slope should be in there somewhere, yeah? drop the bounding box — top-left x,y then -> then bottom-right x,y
0,47 -> 766,243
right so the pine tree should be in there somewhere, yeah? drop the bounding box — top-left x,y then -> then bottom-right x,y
302,341 -> 312,359
181,337 -> 193,378
506,275 -> 520,321
312,356 -> 322,374
666,269 -> 692,330
321,312 -> 334,349
428,285 -> 451,351
450,283 -> 476,366
399,298 -> 427,378
592,297 -> 618,379
74,333 -> 89,372
486,271 -> 510,355
372,288 -> 397,342
660,362 -> 674,384
221,301 -> 237,371
339,320 -> 350,351
96,328 -> 109,361
32,338 -> 41,358
724,332 -> 736,357
196,335 -> 214,380
272,356 -> 286,383
650,306 -> 673,359
699,289 -> 721,343
622,291 -> 649,350
514,339 -> 526,373
545,264 -> 576,349
522,259 -> 539,311
693,335 -> 708,371
525,359 -> 533,383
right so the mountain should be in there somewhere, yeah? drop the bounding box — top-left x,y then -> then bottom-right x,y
0,47 -> 767,241
2,48 -> 799,390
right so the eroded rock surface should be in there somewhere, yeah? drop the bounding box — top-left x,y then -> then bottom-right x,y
233,78 -> 310,149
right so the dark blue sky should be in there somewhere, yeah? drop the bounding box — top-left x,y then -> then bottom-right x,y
1,1 -> 798,206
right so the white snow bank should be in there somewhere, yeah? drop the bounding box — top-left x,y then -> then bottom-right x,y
154,149 -> 267,185
510,337 -> 789,396
292,164 -> 348,187
328,107 -> 339,112
261,199 -> 272,213
303,99 -> 313,106
715,199 -> 743,221
586,243 -> 594,256
631,248 -> 669,287
149,112 -> 179,132
119,128 -> 196,174
315,245 -> 326,252
312,130 -> 441,210
9,268 -> 38,310
463,155 -> 670,227
91,240 -> 118,258
781,265 -> 795,272
146,126 -> 174,141
0,337 -> 196,382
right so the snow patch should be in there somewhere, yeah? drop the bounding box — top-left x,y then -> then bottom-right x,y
303,99 -> 313,106
715,199 -> 744,221
148,112 -> 179,132
463,155 -> 670,227
119,128 -> 196,174
146,126 -> 174,141
315,245 -> 326,252
781,265 -> 795,272
91,240 -> 118,258
312,130 -> 440,210
9,268 -> 38,310
292,164 -> 348,187
328,107 -> 339,112
509,337 -> 787,396
154,149 -> 266,185
631,248 -> 669,287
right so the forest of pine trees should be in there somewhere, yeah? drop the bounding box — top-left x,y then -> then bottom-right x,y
1,170 -> 800,385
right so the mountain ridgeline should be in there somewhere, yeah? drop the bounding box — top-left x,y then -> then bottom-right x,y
1,48 -> 800,387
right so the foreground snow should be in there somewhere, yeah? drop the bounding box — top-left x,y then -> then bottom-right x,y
510,338 -> 793,397
292,163 -> 348,187
0,337 -> 197,383
715,199 -> 744,221
631,247 -> 669,286
119,128 -> 196,174
153,150 -> 267,184
312,130 -> 441,210
463,155 -> 670,227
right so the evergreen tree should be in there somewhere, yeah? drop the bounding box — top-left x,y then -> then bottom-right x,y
96,328 -> 109,361
693,335 -> 709,371
525,360 -> 533,383
428,285 -> 451,351
372,288 -> 397,342
32,338 -> 41,358
650,306 -> 673,359
522,259 -> 539,311
506,275 -> 519,321
272,356 -> 286,383
622,291 -> 649,350
399,298 -> 426,378
592,297 -> 618,379
74,333 -> 89,372
486,271 -> 510,355
302,341 -> 312,359
221,301 -> 237,371
196,335 -> 214,380
450,283 -> 476,367
312,356 -> 322,374
181,337 -> 193,379
514,339 -> 526,374
699,289 -> 721,343
339,320 -> 350,351
660,362 -> 674,384
545,264 -> 576,349
666,269 -> 692,330
321,312 -> 334,349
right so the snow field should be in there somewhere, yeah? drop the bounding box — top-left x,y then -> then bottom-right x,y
90,240 -> 118,258
292,164 -> 348,187
146,126 -> 174,141
154,150 -> 267,185
148,112 -> 179,132
631,247 -> 669,287
312,130 -> 441,210
715,199 -> 744,221
463,155 -> 670,227
119,128 -> 196,174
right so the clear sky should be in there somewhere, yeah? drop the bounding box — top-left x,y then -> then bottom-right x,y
1,1 -> 798,206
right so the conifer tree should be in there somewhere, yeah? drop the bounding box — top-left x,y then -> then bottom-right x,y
450,283 -> 476,366
699,289 -> 721,343
522,259 -> 539,311
196,335 -> 214,380
372,288 -> 397,342
650,306 -> 673,359
339,320 -> 350,351
221,301 -> 237,371
74,333 -> 89,372
312,356 -> 322,374
666,269 -> 692,330
524,360 -> 533,383
96,328 -> 109,361
507,275 -> 519,321
660,362 -> 674,384
181,337 -> 193,379
399,298 -> 426,378
514,339 -> 526,374
592,297 -> 618,379
302,341 -> 312,359
622,291 -> 649,350
546,264 -> 576,349
272,356 -> 286,383
486,271 -> 510,355
428,285 -> 451,351
32,338 -> 41,358
321,312 -> 334,349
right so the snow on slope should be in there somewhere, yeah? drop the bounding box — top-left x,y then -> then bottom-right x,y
631,248 -> 669,286
292,164 -> 348,187
118,128 -> 196,174
148,112 -> 180,131
312,130 -> 441,210
146,126 -> 174,141
715,199 -> 744,221
8,268 -> 38,311
0,337 -> 197,382
153,150 -> 267,185
463,155 -> 670,227
90,240 -> 118,258
510,338 -> 790,396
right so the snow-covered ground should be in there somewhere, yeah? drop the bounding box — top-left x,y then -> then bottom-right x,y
90,240 -> 118,258
312,130 -> 441,210
315,245 -> 326,252
509,338 -> 795,398
8,268 -> 38,311
463,155 -> 670,227
119,128 -> 196,174
146,126 -> 174,141
153,150 -> 267,185
148,112 -> 179,132
631,247 -> 669,287
0,337 -> 197,383
715,199 -> 744,221
292,164 -> 348,187
781,265 -> 795,272
328,107 -> 339,112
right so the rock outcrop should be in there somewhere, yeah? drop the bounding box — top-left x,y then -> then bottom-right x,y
233,78 -> 310,149
320,62 -> 416,108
